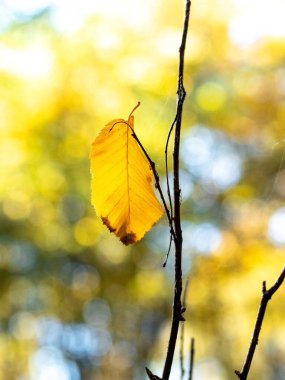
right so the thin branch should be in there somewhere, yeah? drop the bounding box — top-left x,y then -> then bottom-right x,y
146,367 -> 162,380
129,123 -> 176,240
165,115 -> 177,223
163,235 -> 173,267
162,1 -> 191,379
180,322 -> 185,380
235,265 -> 285,380
188,338 -> 195,380
180,278 -> 190,379
146,1 -> 191,378
182,277 -> 190,307
163,116 -> 177,267
163,118 -> 176,268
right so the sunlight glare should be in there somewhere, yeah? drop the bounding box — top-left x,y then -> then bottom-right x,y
2,0 -> 155,33
156,29 -> 181,58
0,44 -> 53,79
30,346 -> 79,380
268,207 -> 285,246
3,0 -> 50,14
229,0 -> 285,46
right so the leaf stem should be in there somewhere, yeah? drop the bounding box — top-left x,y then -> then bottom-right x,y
129,126 -> 176,240
128,101 -> 141,119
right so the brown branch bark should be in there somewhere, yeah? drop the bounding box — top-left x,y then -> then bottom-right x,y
146,1 -> 191,378
161,1 -> 191,379
235,265 -> 285,380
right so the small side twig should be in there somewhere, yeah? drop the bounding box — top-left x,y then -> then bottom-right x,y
163,115 -> 178,267
188,338 -> 195,380
129,116 -> 176,241
146,367 -> 162,380
163,235 -> 173,267
165,115 -> 177,222
235,265 -> 285,380
180,322 -> 185,380
179,278 -> 189,380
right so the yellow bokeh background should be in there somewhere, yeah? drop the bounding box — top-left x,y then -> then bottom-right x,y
0,0 -> 285,379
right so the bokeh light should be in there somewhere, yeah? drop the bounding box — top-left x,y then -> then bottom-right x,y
268,207 -> 285,246
0,0 -> 285,379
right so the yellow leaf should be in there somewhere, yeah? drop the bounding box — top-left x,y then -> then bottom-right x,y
90,105 -> 163,245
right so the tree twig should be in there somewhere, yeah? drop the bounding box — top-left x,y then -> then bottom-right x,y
125,119 -> 175,242
235,265 -> 285,380
146,367 -> 162,380
188,338 -> 195,380
180,322 -> 185,380
163,115 -> 177,268
161,1 -> 191,379
180,280 -> 188,380
128,117 -> 176,240
130,120 -> 179,270
180,278 -> 190,380
146,1 -> 191,378
163,235 -> 173,267
165,115 -> 177,224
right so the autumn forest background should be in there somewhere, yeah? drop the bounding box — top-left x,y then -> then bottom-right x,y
1,0 -> 285,379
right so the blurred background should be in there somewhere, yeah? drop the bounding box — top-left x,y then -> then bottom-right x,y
0,0 -> 285,379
